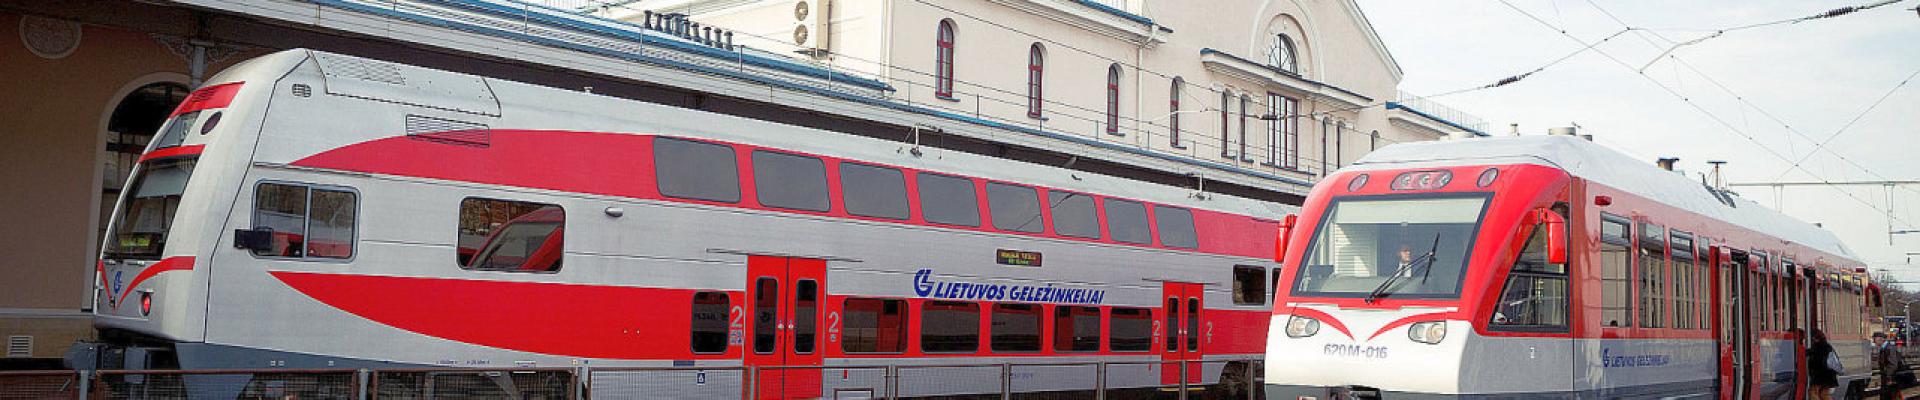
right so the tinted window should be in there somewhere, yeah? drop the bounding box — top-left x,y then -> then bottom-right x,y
690,292 -> 729,354
1053,306 -> 1101,352
921,301 -> 980,353
842,298 -> 907,354
841,163 -> 908,220
794,280 -> 818,354
987,183 -> 1043,233
252,183 -> 309,257
654,137 -> 740,202
1107,199 -> 1150,244
1049,191 -> 1099,239
1155,206 -> 1198,248
1110,307 -> 1152,351
990,303 -> 1041,352
1233,265 -> 1266,305
753,278 -> 778,354
752,151 -> 829,211
457,198 -> 564,272
306,189 -> 357,259
919,173 -> 980,227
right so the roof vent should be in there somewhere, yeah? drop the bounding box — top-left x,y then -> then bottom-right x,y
1656,157 -> 1679,171
405,114 -> 490,147
6,335 -> 30,357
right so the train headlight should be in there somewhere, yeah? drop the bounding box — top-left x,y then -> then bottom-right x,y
1285,315 -> 1321,338
1408,321 -> 1446,344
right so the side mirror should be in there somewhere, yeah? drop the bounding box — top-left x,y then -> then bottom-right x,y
1275,214 -> 1298,263
233,228 -> 273,252
1538,209 -> 1568,265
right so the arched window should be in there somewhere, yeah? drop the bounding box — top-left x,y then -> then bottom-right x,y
1105,64 -> 1122,136
1027,43 -> 1044,118
935,19 -> 956,97
1168,77 -> 1183,148
1268,33 -> 1297,74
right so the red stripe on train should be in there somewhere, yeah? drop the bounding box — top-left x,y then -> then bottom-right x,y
138,145 -> 204,163
169,82 -> 244,117
115,256 -> 194,305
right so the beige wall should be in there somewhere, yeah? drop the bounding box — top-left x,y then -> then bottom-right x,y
0,11 -> 250,360
646,0 -> 1466,185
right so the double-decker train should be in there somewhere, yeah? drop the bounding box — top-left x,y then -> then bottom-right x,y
1264,135 -> 1881,399
81,49 -> 1292,397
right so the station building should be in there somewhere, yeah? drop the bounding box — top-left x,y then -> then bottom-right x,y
0,0 -> 1484,367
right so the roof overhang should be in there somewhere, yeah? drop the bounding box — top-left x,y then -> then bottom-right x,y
1199,48 -> 1370,109
983,0 -> 1170,46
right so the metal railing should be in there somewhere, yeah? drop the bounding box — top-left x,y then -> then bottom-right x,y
13,359 -> 1262,399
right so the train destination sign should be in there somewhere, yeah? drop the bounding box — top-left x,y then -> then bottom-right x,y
995,249 -> 1043,267
912,269 -> 1105,304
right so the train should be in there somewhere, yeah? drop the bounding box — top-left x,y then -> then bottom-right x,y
79,49 -> 1290,398
1263,135 -> 1882,399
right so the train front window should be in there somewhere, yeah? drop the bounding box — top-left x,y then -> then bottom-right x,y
1292,195 -> 1489,299
105,158 -> 197,259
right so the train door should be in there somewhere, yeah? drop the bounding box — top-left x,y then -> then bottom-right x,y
744,255 -> 826,400
1160,282 -> 1204,385
1788,264 -> 1807,399
1717,249 -> 1753,400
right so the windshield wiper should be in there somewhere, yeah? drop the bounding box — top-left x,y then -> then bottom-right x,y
1364,234 -> 1442,303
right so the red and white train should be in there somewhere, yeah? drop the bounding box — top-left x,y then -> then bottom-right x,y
1264,135 -> 1881,398
83,49 -> 1292,397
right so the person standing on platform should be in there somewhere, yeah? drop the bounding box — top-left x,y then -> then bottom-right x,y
1811,329 -> 1840,400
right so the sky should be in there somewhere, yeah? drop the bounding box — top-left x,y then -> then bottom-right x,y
1357,0 -> 1920,287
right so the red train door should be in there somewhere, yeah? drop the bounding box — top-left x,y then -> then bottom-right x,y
1715,249 -> 1753,400
745,256 -> 826,399
1160,282 -> 1204,386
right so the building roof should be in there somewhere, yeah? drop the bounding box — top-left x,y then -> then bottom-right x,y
1351,135 -> 1859,262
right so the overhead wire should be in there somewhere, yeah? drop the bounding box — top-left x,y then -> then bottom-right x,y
1580,0 -> 1920,200
1496,0 -> 1920,230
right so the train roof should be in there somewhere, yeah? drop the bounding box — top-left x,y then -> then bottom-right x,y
1349,135 -> 1859,263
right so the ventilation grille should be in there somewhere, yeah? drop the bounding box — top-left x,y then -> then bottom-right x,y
405,114 -> 490,146
291,83 -> 312,98
6,335 -> 30,358
316,53 -> 406,85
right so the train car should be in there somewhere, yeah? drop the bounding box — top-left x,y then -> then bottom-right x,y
80,49 -> 1294,398
1263,135 -> 1878,399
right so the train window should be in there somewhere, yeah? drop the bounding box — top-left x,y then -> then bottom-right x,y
1154,206 -> 1199,249
251,183 -> 358,259
841,163 -> 909,220
1671,232 -> 1696,330
1638,223 -> 1666,328
1106,199 -> 1151,244
457,198 -> 564,272
252,183 -> 310,257
990,303 -> 1042,352
1165,298 -> 1179,351
654,137 -> 741,203
794,280 -> 818,354
1186,299 -> 1200,350
1053,306 -> 1101,352
918,173 -> 981,227
1109,307 -> 1152,352
752,151 -> 829,212
690,292 -> 730,354
753,278 -> 778,354
842,298 -> 907,354
921,301 -> 980,353
1233,265 -> 1266,305
986,182 -> 1044,233
1049,191 -> 1100,239
1294,195 -> 1488,298
1599,214 -> 1632,327
1489,224 -> 1569,331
